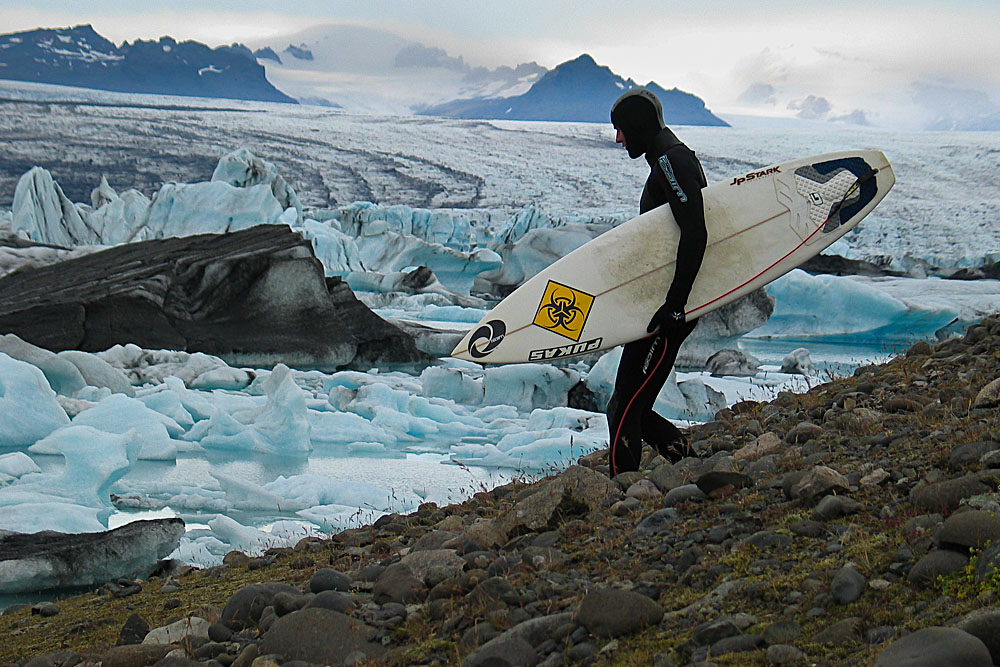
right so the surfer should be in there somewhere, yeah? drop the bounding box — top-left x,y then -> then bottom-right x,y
607,88 -> 708,477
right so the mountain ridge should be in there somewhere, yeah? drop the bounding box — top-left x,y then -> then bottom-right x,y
418,53 -> 729,126
0,25 -> 296,104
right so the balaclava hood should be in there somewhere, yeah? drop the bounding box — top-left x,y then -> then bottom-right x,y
610,88 -> 665,159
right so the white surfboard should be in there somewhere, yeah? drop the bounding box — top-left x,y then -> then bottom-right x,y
452,150 -> 895,364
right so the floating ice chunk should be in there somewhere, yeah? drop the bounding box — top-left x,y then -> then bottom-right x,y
47,393 -> 184,461
420,366 -> 485,405
450,407 -> 606,471
294,219 -> 364,276
171,534 -> 228,567
0,502 -> 109,534
0,452 -> 41,484
57,350 -> 135,396
482,364 -> 580,411
82,177 -> 151,245
0,352 -> 70,448
780,348 -> 816,375
296,504 -> 385,532
140,181 -> 284,240
189,364 -> 310,455
98,345 -> 252,389
676,377 -> 728,421
211,148 -> 303,221
207,515 -> 284,555
265,474 -> 421,514
210,471 -> 305,512
0,334 -> 86,396
586,348 -> 717,421
754,269 -> 960,341
4,425 -> 139,532
476,224 -> 608,294
308,410 -> 406,447
493,204 -> 560,245
11,166 -> 94,246
334,201 -> 480,250
355,229 -> 500,295
136,386 -> 195,430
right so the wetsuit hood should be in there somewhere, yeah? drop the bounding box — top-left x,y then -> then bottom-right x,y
611,88 -> 665,159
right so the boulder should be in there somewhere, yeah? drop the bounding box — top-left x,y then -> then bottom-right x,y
0,225 -> 427,370
874,627 -> 992,666
258,608 -> 386,664
0,518 -> 184,594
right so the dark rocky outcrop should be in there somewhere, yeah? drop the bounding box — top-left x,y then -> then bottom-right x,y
0,519 -> 184,593
0,225 -> 428,370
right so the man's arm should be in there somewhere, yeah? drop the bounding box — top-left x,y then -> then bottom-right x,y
647,149 -> 708,331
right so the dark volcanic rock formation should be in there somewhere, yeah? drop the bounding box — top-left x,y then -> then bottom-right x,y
0,225 -> 428,369
0,518 -> 184,593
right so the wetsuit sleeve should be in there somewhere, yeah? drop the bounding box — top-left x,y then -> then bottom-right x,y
653,150 -> 708,310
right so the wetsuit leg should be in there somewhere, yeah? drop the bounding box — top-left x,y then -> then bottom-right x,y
607,318 -> 698,476
640,318 -> 698,461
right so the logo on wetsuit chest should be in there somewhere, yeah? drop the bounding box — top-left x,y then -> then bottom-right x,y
532,280 -> 595,342
730,166 -> 781,186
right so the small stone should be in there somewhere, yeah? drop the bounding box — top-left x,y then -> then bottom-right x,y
695,471 -> 753,496
735,432 -> 784,462
763,620 -> 803,645
812,617 -> 862,644
625,479 -> 662,499
711,633 -> 764,655
633,508 -> 679,536
791,465 -> 850,499
784,422 -> 824,444
117,613 -> 150,646
812,495 -> 863,521
577,587 -> 663,638
973,379 -> 1000,409
310,568 -> 352,593
937,510 -> 1000,550
907,550 -> 969,588
693,617 -> 741,646
766,644 -> 808,665
860,469 -> 890,487
663,484 -> 708,507
143,616 -> 210,644
831,565 -> 867,605
31,602 -> 60,617
911,474 -> 993,513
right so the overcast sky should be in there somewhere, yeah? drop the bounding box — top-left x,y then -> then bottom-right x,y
2,0 -> 998,128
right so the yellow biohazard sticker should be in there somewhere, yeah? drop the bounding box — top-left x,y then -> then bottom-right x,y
532,280 -> 594,341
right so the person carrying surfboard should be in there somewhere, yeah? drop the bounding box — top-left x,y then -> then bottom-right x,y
607,88 -> 708,477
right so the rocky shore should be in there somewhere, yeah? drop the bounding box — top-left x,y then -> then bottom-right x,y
3,315 -> 1000,666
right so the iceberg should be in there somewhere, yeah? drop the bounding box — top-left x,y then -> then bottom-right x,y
0,352 -> 70,448
751,269 -> 960,342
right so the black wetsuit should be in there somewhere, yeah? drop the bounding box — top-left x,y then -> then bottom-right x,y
607,120 -> 708,477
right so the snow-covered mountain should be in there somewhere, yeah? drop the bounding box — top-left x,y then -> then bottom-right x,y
418,53 -> 729,126
0,25 -> 295,104
252,24 -> 546,114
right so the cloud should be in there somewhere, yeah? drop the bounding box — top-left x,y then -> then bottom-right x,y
911,81 -> 1000,131
737,83 -> 776,106
787,95 -> 831,120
